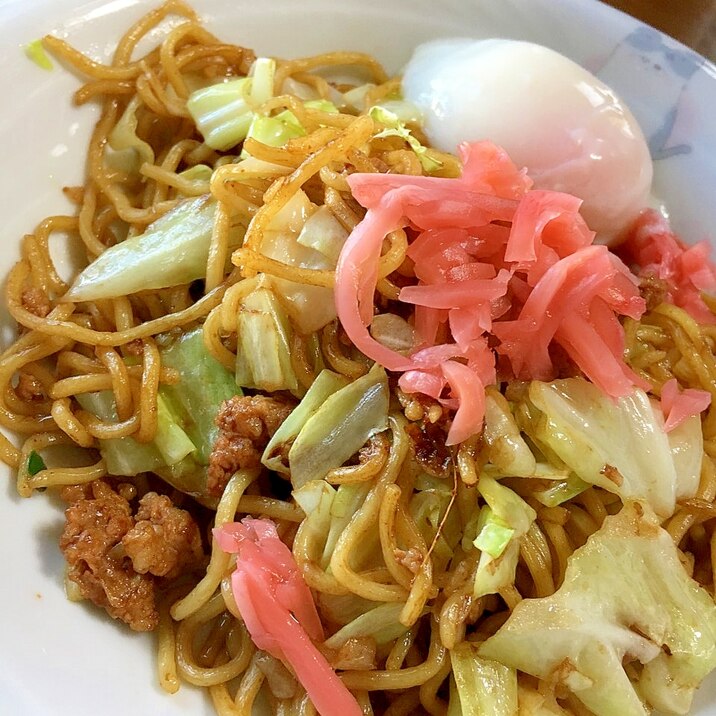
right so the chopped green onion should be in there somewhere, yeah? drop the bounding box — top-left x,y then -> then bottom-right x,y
25,40 -> 53,71
27,451 -> 46,476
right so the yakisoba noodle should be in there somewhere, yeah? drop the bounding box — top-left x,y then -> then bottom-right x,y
3,1 -> 716,714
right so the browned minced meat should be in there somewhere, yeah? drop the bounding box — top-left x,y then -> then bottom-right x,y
123,492 -> 203,579
16,372 -> 46,402
639,273 -> 670,312
60,480 -> 203,631
122,338 -> 145,356
21,286 -> 51,318
406,420 -> 452,478
207,395 -> 294,497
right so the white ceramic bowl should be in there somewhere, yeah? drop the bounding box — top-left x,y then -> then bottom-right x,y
1,1 -> 715,714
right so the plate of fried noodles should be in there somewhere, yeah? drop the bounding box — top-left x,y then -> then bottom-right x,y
3,0 -> 716,714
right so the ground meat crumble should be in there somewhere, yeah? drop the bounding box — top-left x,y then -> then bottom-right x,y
59,480 -> 204,631
207,395 -> 294,497
21,286 -> 51,318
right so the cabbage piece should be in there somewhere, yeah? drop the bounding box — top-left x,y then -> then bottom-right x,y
483,387 -> 536,477
260,190 -> 338,333
517,687 -> 569,715
179,164 -> 213,181
293,478 -> 373,575
304,99 -> 339,114
64,197 -> 218,302
523,378 -> 701,518
160,327 -> 240,464
450,642 -> 518,716
322,482 -> 373,566
263,369 -> 349,475
187,57 -> 276,151
368,105 -> 442,172
75,391 -> 163,475
241,109 -> 306,159
76,327 -> 238,499
473,476 -> 536,599
288,363 -> 389,488
324,603 -> 409,650
532,475 -> 590,508
187,78 -> 253,151
249,57 -> 276,105
373,99 -> 423,124
409,484 -> 462,571
231,155 -> 292,178
369,313 -> 416,355
108,95 -> 154,170
342,84 -> 376,112
235,276 -> 299,393
473,507 -> 514,559
296,205 -> 348,263
668,415 -> 703,500
479,501 -> 716,716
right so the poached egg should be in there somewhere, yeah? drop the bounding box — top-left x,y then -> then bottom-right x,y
402,39 -> 653,243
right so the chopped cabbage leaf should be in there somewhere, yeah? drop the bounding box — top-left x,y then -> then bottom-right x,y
473,476 -> 536,599
296,205 -> 348,262
160,327 -> 240,464
368,105 -> 442,172
479,501 -> 716,716
241,109 -> 305,159
532,475 -> 590,508
249,57 -> 276,105
450,642 -> 518,716
108,95 -> 154,170
187,77 -> 253,151
473,507 -> 514,559
324,603 -> 410,649
260,190 -> 338,333
304,99 -> 339,113
483,387 -> 536,477
523,378 -> 701,517
235,276 -> 298,393
179,164 -> 213,181
517,687 -> 569,715
292,479 -> 373,576
64,197 -> 220,302
288,363 -> 389,488
75,328 -> 238,501
187,57 -> 276,151
668,414 -> 703,500
76,391 -> 171,476
263,370 -> 349,475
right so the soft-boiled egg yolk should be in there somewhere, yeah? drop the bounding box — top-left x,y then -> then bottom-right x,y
402,39 -> 653,243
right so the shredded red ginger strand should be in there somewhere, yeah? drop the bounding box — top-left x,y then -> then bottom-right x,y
621,208 -> 716,325
334,141 -> 715,444
661,378 -> 712,433
214,518 -> 362,716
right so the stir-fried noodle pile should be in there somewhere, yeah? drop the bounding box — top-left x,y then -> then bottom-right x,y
4,2 -> 716,714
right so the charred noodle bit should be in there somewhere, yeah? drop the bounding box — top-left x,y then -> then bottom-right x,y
3,3 -> 716,716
